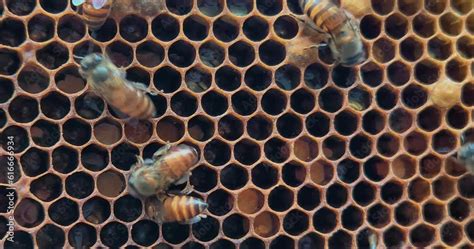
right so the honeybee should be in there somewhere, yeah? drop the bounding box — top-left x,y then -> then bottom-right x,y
112,0 -> 166,17
145,195 -> 208,224
78,53 -> 157,120
72,0 -> 112,31
128,144 -> 199,197
297,0 -> 367,66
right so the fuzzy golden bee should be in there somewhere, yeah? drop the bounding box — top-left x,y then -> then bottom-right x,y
145,195 -> 208,224
72,0 -> 112,31
128,144 -> 199,197
298,0 -> 367,66
78,53 -> 157,120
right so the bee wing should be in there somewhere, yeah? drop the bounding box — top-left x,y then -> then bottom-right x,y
92,0 -> 108,9
72,0 -> 86,6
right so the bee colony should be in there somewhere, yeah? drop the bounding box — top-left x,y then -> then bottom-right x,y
0,0 -> 473,248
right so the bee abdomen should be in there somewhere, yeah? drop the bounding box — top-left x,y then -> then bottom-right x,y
81,1 -> 112,30
109,83 -> 156,119
301,0 -> 346,32
164,145 -> 199,179
162,196 -> 207,223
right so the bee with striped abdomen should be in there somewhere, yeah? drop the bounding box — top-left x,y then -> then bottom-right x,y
79,53 -> 157,120
128,144 -> 199,197
298,0 -> 367,66
145,195 -> 208,224
72,0 -> 112,31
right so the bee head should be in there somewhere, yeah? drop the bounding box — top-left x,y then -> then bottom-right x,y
80,53 -> 103,72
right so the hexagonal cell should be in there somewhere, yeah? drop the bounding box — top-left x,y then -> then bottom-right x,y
245,64 -> 272,91
242,16 -> 269,42
304,63 -> 329,89
234,139 -> 260,165
269,186 -> 294,212
37,42 -> 69,70
337,158 -> 360,184
171,91 -> 198,117
381,180 -> 404,204
342,205 -> 364,231
306,112 -> 330,137
204,139 -> 231,166
448,197 -> 470,222
348,87 -> 371,112
334,110 -> 359,136
375,85 -> 398,111
297,185 -> 320,211
360,61 -> 383,87
417,106 -> 441,132
220,164 -> 247,190
410,224 -> 436,247
241,237 -> 265,249
100,222 -> 129,247
214,66 -> 240,92
319,87 -> 343,113
386,61 -> 410,87
187,115 -> 214,142
30,173 -> 62,202
433,176 -> 456,200
377,133 -> 400,157
367,203 -> 391,228
218,115 -> 243,141
135,41 -> 164,67
309,160 -> 333,186
49,197 -> 79,226
132,220 -> 159,246
361,110 -> 384,135
83,196 -> 111,224
360,15 -> 382,39
14,198 -> 45,228
223,214 -> 250,239
326,183 -> 348,208
0,126 -> 29,154
66,172 -> 94,199
68,223 -> 97,248
395,201 -> 419,226
152,14 -> 179,41
389,108 -> 412,134
440,12 -> 463,36
259,40 -> 286,66
324,135 -> 348,160
0,18 -> 26,47
36,224 -> 66,248
276,113 -> 302,138
349,134 -> 372,159
400,37 -> 424,62
252,162 -> 278,189
329,230 -> 353,248
105,41 -> 133,67
153,66 -> 181,94
81,144 -> 108,172
253,211 -> 279,238
274,15 -> 298,39
457,36 -> 474,59
275,64 -> 300,90
423,201 -> 446,226
385,13 -> 408,39
232,90 -> 257,116
63,118 -> 92,146
313,207 -> 337,233
57,14 -> 85,43
208,189 -> 234,216
364,156 -> 389,182
372,0 -> 395,14
238,188 -> 264,214
118,15 -> 148,43
169,40 -> 196,67
353,181 -> 376,206
55,66 -> 86,94
446,58 -> 469,82
210,15 -> 238,43
192,216 -> 219,242
0,77 -> 14,104
228,40 -> 255,67
41,92 -> 70,120
413,13 -> 436,38
97,170 -> 126,198
264,138 -> 290,163
124,120 -> 153,144
9,96 -> 39,123
162,223 -> 189,244
191,165 -> 218,192
293,136 -> 318,162
111,142 -> 139,171
409,177 -> 431,202
373,38 -> 396,63
197,0 -> 223,16
20,147 -> 48,177
114,195 -> 142,222
51,146 -> 78,174
202,91 -> 228,116
428,35 -> 453,61
392,155 -> 416,179
28,14 -> 55,42
404,131 -> 428,156
31,120 -> 60,147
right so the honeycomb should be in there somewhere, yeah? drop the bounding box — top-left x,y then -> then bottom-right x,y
0,0 -> 473,248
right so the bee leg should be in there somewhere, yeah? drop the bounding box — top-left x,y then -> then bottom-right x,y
152,143 -> 172,160
177,174 -> 193,195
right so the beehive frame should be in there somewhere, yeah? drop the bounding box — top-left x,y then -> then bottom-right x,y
0,0 -> 473,248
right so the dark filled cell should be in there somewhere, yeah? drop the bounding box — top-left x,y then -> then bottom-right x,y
154,66 -> 181,93
341,205 -> 363,230
162,223 -> 190,244
383,227 -> 406,248
169,40 -> 196,67
68,223 -> 97,248
111,143 -> 139,171
306,112 -> 330,137
137,41 -> 164,67
262,89 -> 287,115
52,146 -> 78,174
4,231 -> 34,249
58,15 -> 86,43
227,0 -> 253,16
30,173 -> 62,202
208,189 -> 234,216
66,172 -> 94,199
132,220 -> 159,246
190,165 -> 218,192
0,49 -> 20,75
216,66 -> 240,91
14,198 -> 45,228
120,15 -> 148,42
395,201 -> 419,226
385,13 -> 408,39
410,224 -> 435,247
313,207 -> 337,233
31,120 -> 60,147
41,92 -> 70,120
37,42 -> 69,70
381,181 -> 403,204
270,236 -> 294,249
213,15 -> 239,42
0,78 -> 14,103
166,0 -> 193,15
188,115 -> 214,141
220,164 -> 247,190
319,87 -> 343,113
413,13 -> 436,38
234,139 -> 260,165
204,140 -> 231,166
63,118 -> 92,146
106,41 -> 133,67
184,15 -> 209,41
202,91 -> 228,116
252,162 -> 278,189
259,40 -> 286,66
229,41 -> 255,67
6,0 -> 35,15
83,197 -> 111,224
241,237 -> 265,249
353,181 -> 376,206
197,0 -> 223,16
264,138 -> 290,163
9,96 -> 39,123
0,18 -> 26,46
247,115 -> 272,140
323,136 -> 346,160
192,216 -> 220,241
36,224 -> 65,249
218,115 -> 243,141
274,15 -> 298,39
91,18 -> 117,42
232,90 -> 257,115
49,198 -> 79,226
361,61 -> 383,87
243,16 -> 269,41
199,41 -> 225,67
114,195 -> 142,222
100,222 -> 129,247
152,14 -> 180,41
20,147 -> 48,177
